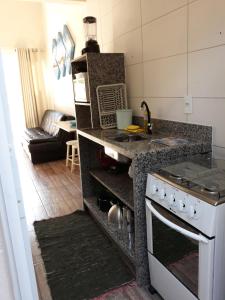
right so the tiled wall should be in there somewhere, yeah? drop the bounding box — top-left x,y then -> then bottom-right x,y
87,0 -> 225,156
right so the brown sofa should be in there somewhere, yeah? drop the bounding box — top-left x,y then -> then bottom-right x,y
22,110 -> 75,164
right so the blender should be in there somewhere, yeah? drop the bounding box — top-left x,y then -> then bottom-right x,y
82,16 -> 100,54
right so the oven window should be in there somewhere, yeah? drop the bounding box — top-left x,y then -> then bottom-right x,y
152,207 -> 199,297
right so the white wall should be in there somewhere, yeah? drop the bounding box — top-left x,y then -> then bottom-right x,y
85,0 -> 225,156
0,1 -> 45,49
44,1 -> 86,116
0,217 -> 14,300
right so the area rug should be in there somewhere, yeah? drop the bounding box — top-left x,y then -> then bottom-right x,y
34,211 -> 134,300
91,281 -> 148,300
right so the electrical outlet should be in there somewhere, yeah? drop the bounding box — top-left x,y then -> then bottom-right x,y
184,95 -> 192,114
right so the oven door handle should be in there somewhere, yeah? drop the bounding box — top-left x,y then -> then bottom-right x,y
147,201 -> 208,244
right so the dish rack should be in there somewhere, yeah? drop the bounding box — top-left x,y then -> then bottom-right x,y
96,83 -> 127,129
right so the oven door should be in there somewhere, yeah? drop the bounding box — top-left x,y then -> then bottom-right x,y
146,199 -> 214,300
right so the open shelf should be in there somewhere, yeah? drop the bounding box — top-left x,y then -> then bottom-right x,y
90,169 -> 134,211
84,196 -> 135,264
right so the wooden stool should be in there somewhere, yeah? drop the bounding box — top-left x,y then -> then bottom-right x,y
66,140 -> 79,172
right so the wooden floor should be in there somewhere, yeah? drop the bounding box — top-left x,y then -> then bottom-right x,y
16,149 -> 160,300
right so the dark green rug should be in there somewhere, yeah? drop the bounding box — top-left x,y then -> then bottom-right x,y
34,211 -> 133,300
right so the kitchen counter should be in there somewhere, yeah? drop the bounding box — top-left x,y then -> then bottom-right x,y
77,127 -> 211,160
77,119 -> 212,287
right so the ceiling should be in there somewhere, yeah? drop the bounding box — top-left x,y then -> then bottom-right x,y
15,0 -> 86,3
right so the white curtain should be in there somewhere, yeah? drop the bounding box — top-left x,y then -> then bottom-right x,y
17,48 -> 46,128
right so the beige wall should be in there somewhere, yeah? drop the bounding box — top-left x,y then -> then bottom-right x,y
0,1 -> 45,49
0,1 -> 49,122
44,1 -> 86,116
85,0 -> 225,156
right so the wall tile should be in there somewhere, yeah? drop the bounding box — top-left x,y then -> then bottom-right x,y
144,54 -> 187,97
128,97 -> 143,115
102,41 -> 114,53
101,11 -> 114,45
113,0 -> 141,38
188,45 -> 225,98
114,28 -> 142,65
213,146 -> 225,159
141,0 -> 187,24
98,0 -> 113,16
188,98 -> 225,147
189,0 -> 225,51
85,0 -> 100,15
112,0 -> 120,7
142,6 -> 187,61
126,63 -> 143,98
147,98 -> 186,122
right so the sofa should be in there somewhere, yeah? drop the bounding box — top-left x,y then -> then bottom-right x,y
22,110 -> 75,164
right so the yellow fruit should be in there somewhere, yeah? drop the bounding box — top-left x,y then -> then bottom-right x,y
126,125 -> 140,130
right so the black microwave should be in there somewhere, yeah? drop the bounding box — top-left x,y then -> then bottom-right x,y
73,72 -> 90,103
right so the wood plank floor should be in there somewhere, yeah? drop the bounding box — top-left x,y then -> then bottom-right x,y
16,149 -> 161,300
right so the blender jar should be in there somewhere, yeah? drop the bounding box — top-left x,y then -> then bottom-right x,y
82,16 -> 100,54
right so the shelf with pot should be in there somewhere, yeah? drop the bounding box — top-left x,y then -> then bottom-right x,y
89,168 -> 134,211
84,196 -> 135,264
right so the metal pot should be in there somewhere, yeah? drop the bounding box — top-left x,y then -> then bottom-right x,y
108,203 -> 122,230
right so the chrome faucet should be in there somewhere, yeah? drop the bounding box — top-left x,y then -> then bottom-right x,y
140,100 -> 152,134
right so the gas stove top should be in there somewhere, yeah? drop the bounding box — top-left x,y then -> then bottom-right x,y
158,154 -> 225,205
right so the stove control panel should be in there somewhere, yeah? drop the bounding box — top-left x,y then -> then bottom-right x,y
146,174 -> 216,237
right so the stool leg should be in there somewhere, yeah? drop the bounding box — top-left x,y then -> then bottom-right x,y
71,146 -> 75,172
66,144 -> 70,167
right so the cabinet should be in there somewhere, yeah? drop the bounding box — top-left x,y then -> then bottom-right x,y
71,53 -> 125,129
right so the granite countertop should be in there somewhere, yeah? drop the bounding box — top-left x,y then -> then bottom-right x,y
77,128 -> 210,160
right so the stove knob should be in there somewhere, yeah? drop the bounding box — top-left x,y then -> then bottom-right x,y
188,205 -> 196,218
178,200 -> 186,212
168,194 -> 175,205
151,185 -> 158,195
159,189 -> 166,200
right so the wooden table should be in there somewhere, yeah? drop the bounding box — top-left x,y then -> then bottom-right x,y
54,121 -> 76,132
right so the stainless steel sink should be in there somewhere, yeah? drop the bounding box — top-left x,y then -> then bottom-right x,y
112,133 -> 147,142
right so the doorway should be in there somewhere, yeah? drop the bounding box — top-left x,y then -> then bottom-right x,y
1,48 -> 83,299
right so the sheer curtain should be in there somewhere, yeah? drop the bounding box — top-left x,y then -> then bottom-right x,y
17,48 -> 47,128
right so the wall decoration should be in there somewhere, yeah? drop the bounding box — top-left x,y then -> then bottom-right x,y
52,38 -> 60,80
52,26 -> 75,79
63,25 -> 75,75
56,32 -> 66,77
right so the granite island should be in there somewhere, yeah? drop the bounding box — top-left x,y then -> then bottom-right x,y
77,119 -> 212,287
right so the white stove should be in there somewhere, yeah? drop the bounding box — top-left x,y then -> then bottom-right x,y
145,154 -> 225,300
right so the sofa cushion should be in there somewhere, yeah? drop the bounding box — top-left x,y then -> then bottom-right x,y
24,128 -> 58,144
40,110 -> 65,136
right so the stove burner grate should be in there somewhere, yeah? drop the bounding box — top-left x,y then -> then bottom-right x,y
200,186 -> 220,197
169,174 -> 183,181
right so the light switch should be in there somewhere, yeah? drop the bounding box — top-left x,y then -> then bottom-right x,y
184,95 -> 192,114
